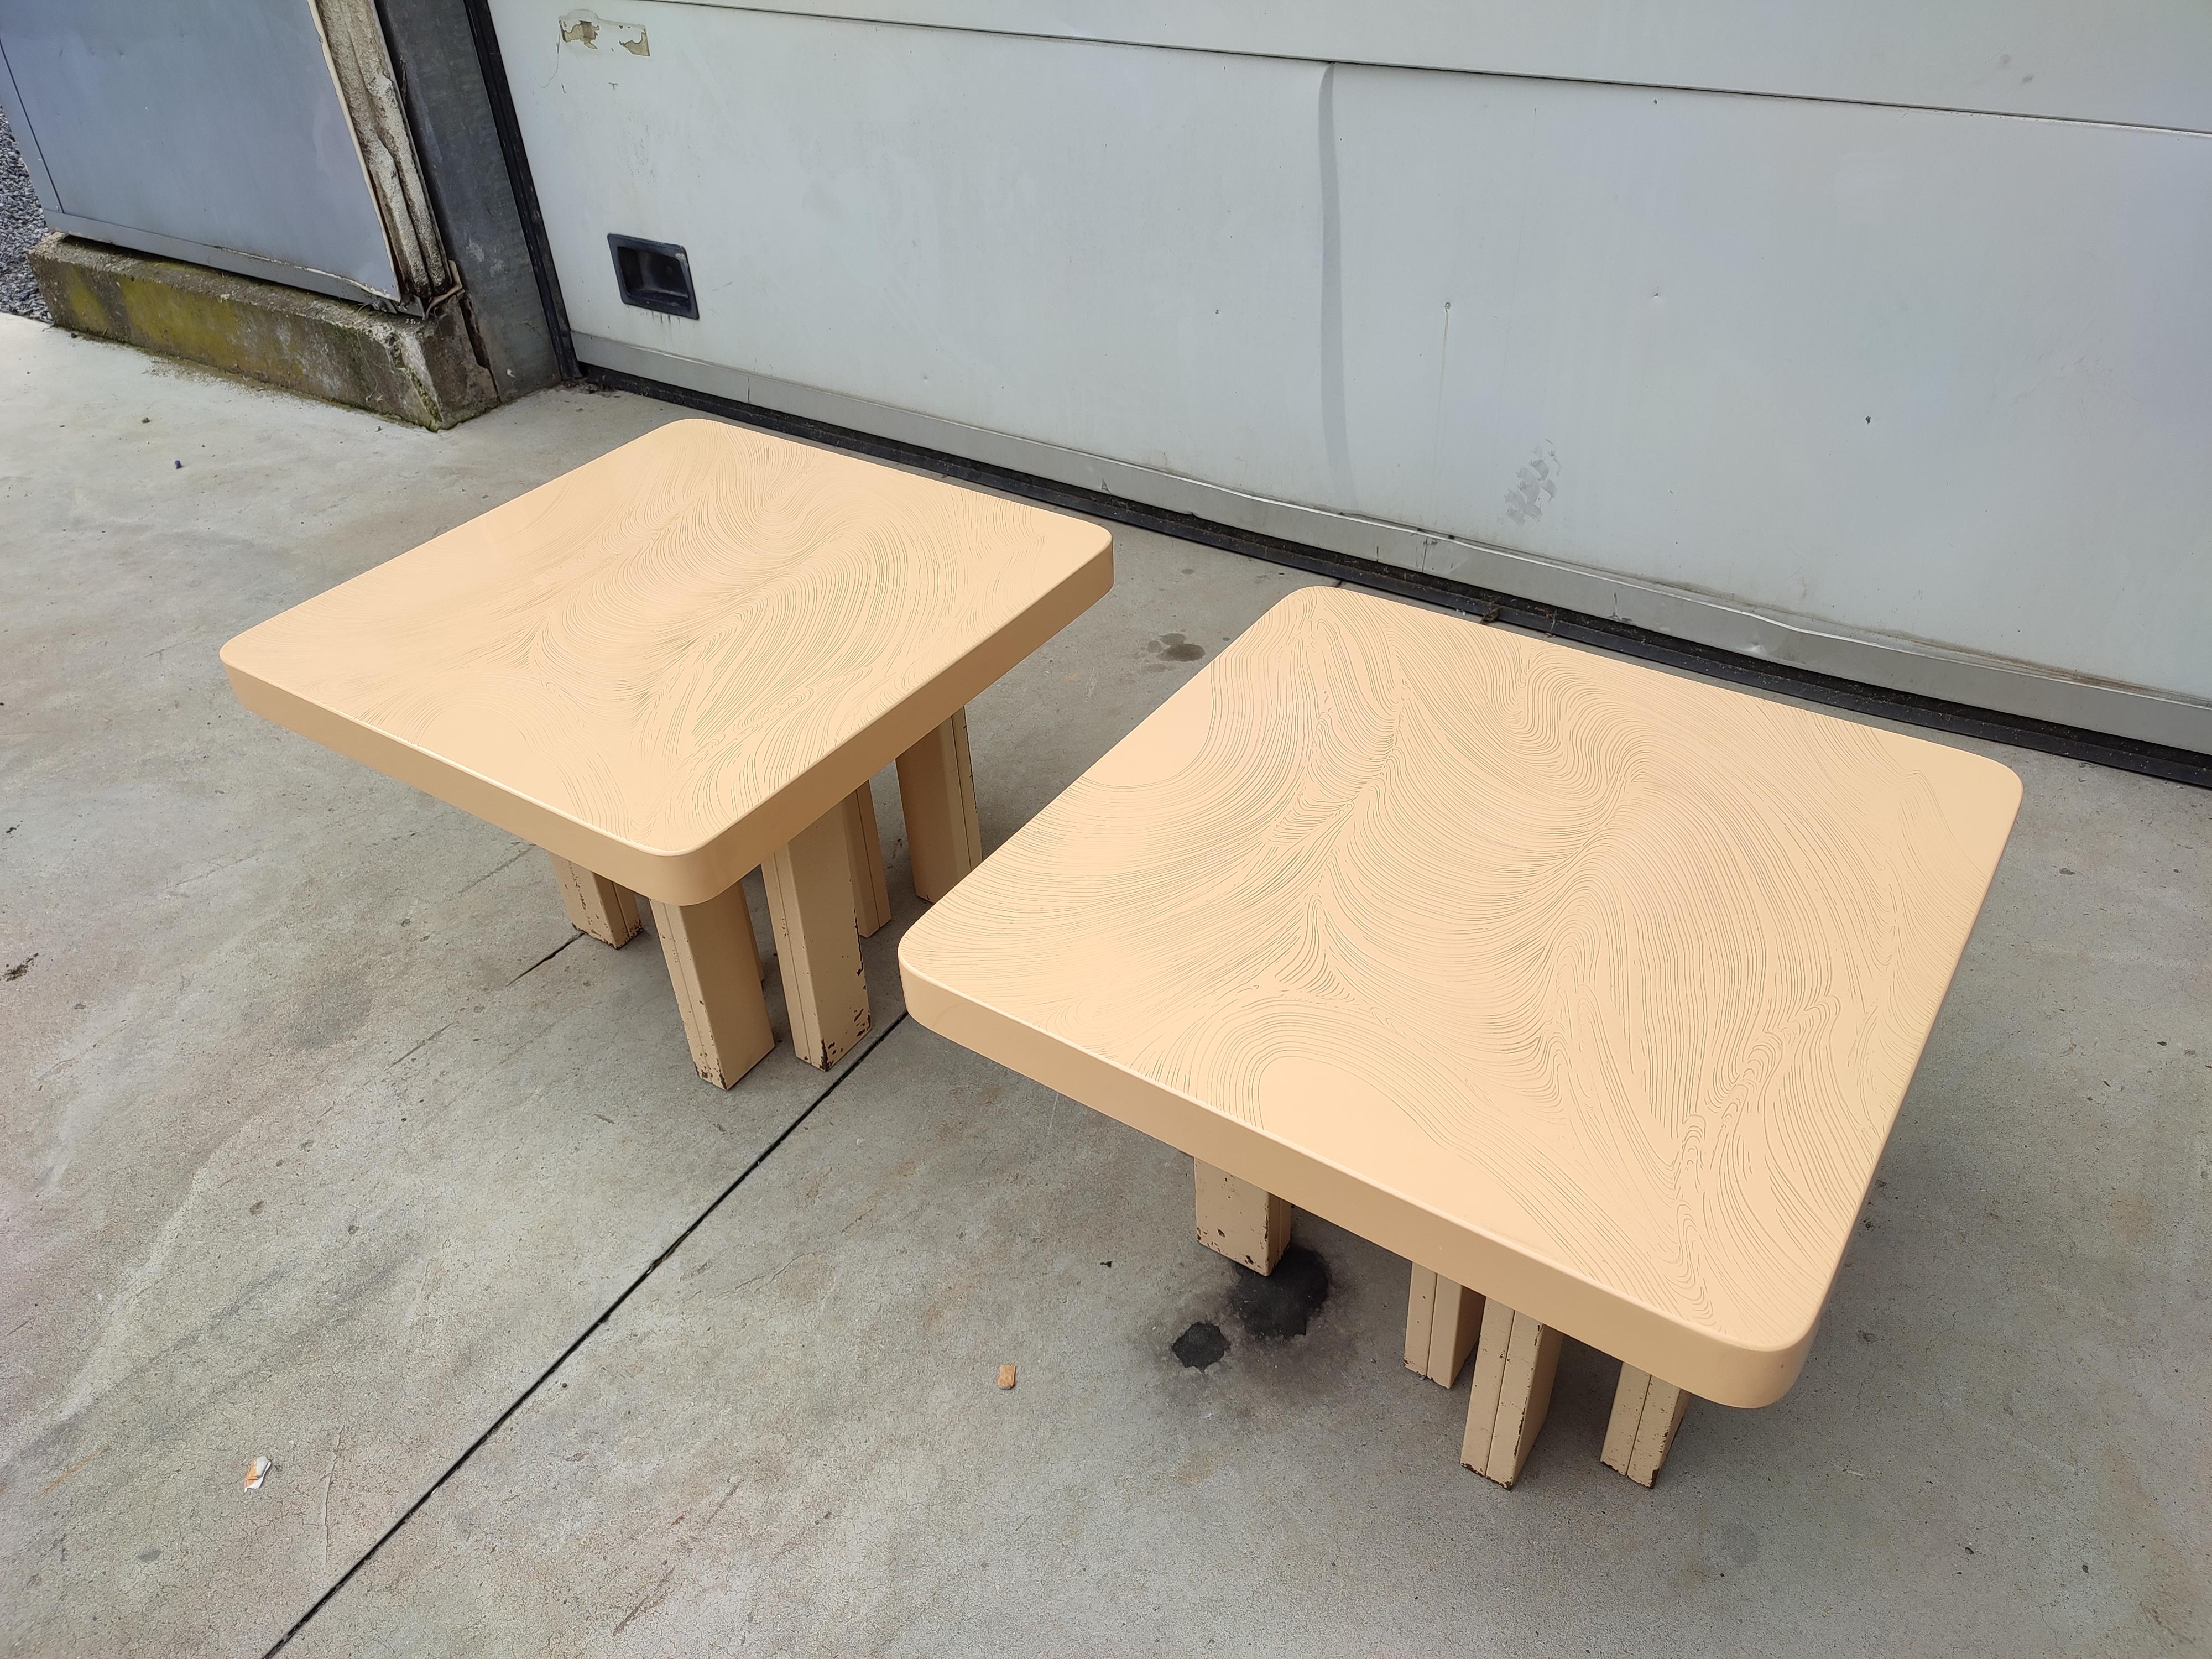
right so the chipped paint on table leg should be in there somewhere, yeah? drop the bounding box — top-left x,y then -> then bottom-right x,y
896,707 -> 983,902
763,807 -> 870,1070
1405,1265 -> 1483,1387
1462,1299 -> 1563,1488
1193,1159 -> 1291,1275
1602,1363 -> 1694,1488
547,851 -> 640,946
843,779 -> 893,937
650,883 -> 773,1088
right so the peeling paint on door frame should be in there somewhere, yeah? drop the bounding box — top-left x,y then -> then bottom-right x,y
307,0 -> 452,306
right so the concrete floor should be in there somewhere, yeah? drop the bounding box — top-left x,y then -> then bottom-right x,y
1,312 -> 2205,1658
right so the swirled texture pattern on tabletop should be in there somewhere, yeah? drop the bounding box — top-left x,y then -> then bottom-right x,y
901,586 -> 2020,1401
221,419 -> 1112,898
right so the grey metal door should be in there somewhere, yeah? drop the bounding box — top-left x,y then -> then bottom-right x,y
0,0 -> 405,304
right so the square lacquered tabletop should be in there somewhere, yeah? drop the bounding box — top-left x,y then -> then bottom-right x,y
221,419 -> 1113,904
900,586 -> 2020,1406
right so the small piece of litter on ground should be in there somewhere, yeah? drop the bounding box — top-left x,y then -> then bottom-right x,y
996,1364 -> 1016,1390
173,460 -> 182,469
243,1456 -> 272,1490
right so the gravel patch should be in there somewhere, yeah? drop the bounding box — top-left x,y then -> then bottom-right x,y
2,96 -> 52,322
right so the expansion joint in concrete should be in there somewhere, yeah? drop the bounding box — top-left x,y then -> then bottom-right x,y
259,1013 -> 910,1655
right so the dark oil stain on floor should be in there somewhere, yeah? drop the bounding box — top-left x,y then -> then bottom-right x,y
1228,1245 -> 1332,1340
1172,1320 -> 1229,1370
1146,632 -> 1206,663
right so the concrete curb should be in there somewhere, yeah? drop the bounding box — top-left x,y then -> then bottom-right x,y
28,233 -> 500,429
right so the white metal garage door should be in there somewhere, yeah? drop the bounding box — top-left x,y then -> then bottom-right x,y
487,0 -> 2212,751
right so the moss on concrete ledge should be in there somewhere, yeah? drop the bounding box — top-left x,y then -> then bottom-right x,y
28,234 -> 499,430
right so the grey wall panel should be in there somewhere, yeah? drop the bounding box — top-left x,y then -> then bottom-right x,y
505,2 -> 1331,501
1327,68 -> 2212,705
494,0 -> 2212,740
0,0 -> 399,295
572,333 -> 2212,757
650,0 -> 2212,133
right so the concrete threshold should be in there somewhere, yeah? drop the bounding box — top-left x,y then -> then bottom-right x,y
29,233 -> 496,430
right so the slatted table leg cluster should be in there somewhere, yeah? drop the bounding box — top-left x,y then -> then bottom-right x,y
547,853 -> 641,947
1196,1163 -> 1703,1490
539,711 -> 987,1085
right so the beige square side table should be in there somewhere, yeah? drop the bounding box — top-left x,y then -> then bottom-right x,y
901,587 -> 2018,1489
222,418 -> 1112,1084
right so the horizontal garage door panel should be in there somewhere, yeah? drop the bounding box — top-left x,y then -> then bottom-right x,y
639,0 -> 2212,132
503,1 -> 1332,504
1329,66 -> 2212,702
497,0 -> 2212,725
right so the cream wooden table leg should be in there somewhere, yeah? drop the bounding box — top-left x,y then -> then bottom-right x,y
1193,1160 -> 1291,1274
763,808 -> 872,1069
1462,1300 -> 1564,1488
896,708 -> 983,902
547,852 -> 640,947
649,883 -> 774,1088
843,779 -> 893,938
1405,1266 -> 1484,1387
1602,1364 -> 1694,1488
